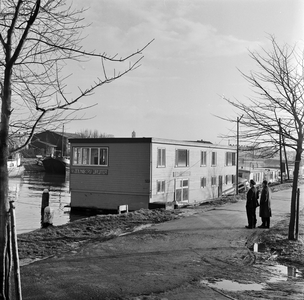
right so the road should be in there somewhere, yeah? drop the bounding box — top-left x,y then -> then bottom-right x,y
20,185 -> 304,300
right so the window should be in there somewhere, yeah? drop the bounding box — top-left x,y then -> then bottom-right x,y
211,176 -> 217,186
82,148 -> 90,165
175,149 -> 189,167
91,148 -> 99,165
201,151 -> 207,166
73,147 -> 108,166
157,148 -> 166,167
232,174 -> 236,184
156,180 -> 165,194
200,177 -> 207,188
232,153 -> 236,166
225,175 -> 232,184
175,179 -> 189,201
225,152 -> 236,166
211,152 -> 217,166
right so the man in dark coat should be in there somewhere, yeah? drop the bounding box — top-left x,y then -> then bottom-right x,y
245,179 -> 258,229
258,180 -> 272,228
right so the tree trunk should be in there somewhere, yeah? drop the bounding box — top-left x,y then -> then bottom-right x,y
0,61 -> 12,300
0,111 -> 11,299
288,134 -> 303,240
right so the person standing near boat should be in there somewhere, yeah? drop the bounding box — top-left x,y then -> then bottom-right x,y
258,180 -> 272,228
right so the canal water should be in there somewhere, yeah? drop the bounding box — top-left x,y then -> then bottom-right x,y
9,171 -> 72,234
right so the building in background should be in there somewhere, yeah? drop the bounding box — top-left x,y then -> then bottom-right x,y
30,130 -> 79,157
69,137 -> 237,211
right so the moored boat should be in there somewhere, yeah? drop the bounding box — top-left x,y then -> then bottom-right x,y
8,153 -> 25,178
42,155 -> 69,175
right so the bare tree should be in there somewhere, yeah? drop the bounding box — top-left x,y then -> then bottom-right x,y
221,36 -> 303,240
0,1 -> 152,298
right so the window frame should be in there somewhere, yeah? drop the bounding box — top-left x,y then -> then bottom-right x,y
225,152 -> 236,166
211,176 -> 217,186
211,152 -> 217,166
157,148 -> 166,168
200,151 -> 207,166
156,180 -> 166,194
175,178 -> 189,202
200,177 -> 207,188
175,149 -> 190,167
73,146 -> 109,166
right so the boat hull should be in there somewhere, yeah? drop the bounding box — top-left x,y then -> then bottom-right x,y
42,157 -> 69,175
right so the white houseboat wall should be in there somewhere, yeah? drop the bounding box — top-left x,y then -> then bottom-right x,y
69,138 -> 237,212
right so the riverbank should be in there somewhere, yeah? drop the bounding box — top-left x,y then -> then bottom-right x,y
18,182 -> 302,267
18,195 -> 241,263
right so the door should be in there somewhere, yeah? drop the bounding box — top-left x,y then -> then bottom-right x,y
175,178 -> 189,202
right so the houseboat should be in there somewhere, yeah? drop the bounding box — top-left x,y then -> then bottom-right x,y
69,137 -> 237,211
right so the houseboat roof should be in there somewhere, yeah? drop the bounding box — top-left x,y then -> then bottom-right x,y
69,137 -> 236,150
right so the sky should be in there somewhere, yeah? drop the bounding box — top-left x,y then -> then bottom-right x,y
65,0 -> 304,145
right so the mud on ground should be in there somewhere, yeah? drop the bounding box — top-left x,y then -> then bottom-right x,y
18,183 -> 303,268
18,195 -> 241,262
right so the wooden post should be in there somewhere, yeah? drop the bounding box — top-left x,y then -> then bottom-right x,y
9,201 -> 22,300
43,206 -> 54,228
41,189 -> 49,226
295,188 -> 300,240
41,189 -> 49,214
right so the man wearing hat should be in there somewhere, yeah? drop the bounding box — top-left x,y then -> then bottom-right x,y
245,179 -> 259,229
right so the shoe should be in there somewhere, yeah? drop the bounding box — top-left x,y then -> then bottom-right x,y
245,226 -> 252,229
258,225 -> 265,228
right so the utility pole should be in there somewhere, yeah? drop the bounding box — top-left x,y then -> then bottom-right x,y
236,115 -> 243,195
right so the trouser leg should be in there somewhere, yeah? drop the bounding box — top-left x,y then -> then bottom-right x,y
246,209 -> 251,226
265,218 -> 270,228
253,209 -> 257,228
247,208 -> 255,228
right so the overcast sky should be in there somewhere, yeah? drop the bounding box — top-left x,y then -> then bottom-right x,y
66,0 -> 304,144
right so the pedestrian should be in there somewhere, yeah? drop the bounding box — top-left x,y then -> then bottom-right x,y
258,180 -> 272,228
245,179 -> 259,229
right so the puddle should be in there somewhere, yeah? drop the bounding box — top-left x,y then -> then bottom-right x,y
200,279 -> 266,291
265,264 -> 303,283
201,265 -> 303,292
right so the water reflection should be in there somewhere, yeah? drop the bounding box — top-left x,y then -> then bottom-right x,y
9,171 -> 71,234
266,264 -> 303,282
200,279 -> 266,291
